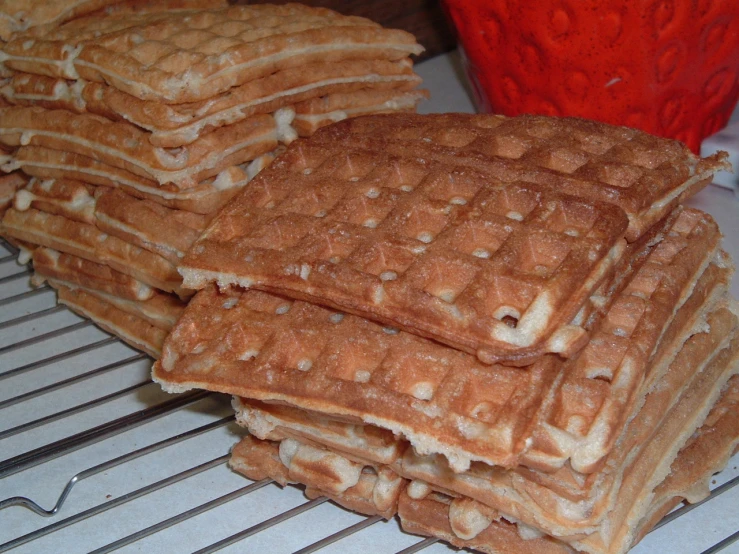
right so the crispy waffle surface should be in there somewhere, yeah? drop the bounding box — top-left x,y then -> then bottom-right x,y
155,207 -> 723,474
11,147 -> 282,213
0,4 -> 424,103
0,61 -> 424,147
0,106 -> 280,186
306,114 -> 730,241
227,316 -> 739,554
181,130 -> 642,366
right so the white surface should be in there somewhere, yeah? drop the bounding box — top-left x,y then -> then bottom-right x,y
0,52 -> 738,554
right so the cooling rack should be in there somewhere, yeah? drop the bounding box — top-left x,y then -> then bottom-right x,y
0,235 -> 737,554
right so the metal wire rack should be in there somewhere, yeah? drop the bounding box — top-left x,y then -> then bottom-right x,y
0,237 -> 737,554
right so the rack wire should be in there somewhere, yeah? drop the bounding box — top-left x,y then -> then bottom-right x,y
1,238 -> 737,554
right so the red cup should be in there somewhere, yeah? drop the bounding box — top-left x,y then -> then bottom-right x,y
443,0 -> 739,152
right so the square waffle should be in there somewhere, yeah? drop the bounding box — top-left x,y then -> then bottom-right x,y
11,146 -> 281,213
0,60 -> 422,147
155,208 -> 722,473
32,245 -> 156,301
308,113 -> 730,241
0,4 -> 424,103
0,106 -> 279,187
2,207 -> 186,295
51,280 -> 168,358
291,88 -> 430,137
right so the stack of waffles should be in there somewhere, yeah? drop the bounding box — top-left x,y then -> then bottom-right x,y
0,2 -> 426,357
153,112 -> 739,554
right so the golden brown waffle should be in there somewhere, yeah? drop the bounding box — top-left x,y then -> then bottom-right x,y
155,208 -> 721,473
181,130 -> 636,365
0,0 -> 119,40
227,250 -> 731,539
235,398 -> 405,467
399,292 -> 736,539
291,89 -> 430,137
572,325 -> 739,554
2,207 -> 186,295
12,146 -> 281,214
14,177 -> 96,224
230,435 -> 405,520
0,107 -> 278,186
0,170 -> 26,216
94,188 -> 211,265
1,4 -> 424,103
523,208 -> 724,473
308,113 -> 729,241
32,246 -> 155,301
52,281 -> 166,358
1,61 -> 423,147
632,375 -> 739,544
398,369 -> 739,554
399,490 -> 573,554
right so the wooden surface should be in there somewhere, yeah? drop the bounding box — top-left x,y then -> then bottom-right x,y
234,0 -> 456,61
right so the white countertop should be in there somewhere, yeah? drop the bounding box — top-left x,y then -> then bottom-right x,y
0,52 -> 737,554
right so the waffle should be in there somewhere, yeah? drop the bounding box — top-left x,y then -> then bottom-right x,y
2,207 -> 186,295
632,375 -> 739,544
230,435 -> 405,520
572,325 -> 739,554
181,132 -> 640,366
0,170 -> 26,216
0,106 -> 279,187
11,146 -> 281,213
155,208 -> 721,473
0,4 -> 424,103
0,0 -> 119,40
399,292 -> 736,539
51,280 -> 167,358
14,177 -> 96,224
291,89 -> 430,137
94,187 -> 211,265
235,398 -> 405,467
0,61 -> 422,147
307,113 -> 729,241
397,330 -> 739,554
32,246 -> 155,301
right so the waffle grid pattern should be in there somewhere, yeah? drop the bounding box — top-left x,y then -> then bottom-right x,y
186,140 -> 628,364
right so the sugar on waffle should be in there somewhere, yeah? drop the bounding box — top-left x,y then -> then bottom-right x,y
0,61 -> 423,147
0,4 -> 424,103
51,280 -> 168,358
308,113 -> 730,241
0,106 -> 280,187
11,146 -> 281,214
155,207 -> 722,474
2,207 -> 187,296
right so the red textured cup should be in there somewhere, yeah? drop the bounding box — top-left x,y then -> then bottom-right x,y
443,0 -> 739,152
